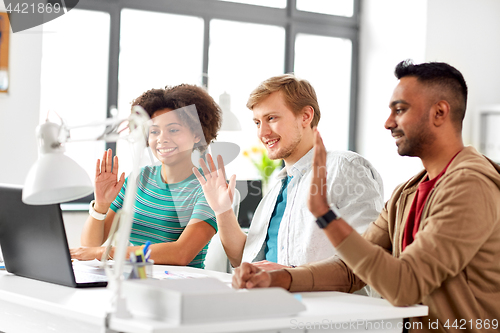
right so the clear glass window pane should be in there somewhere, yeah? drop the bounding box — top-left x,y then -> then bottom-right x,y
208,19 -> 285,180
118,9 -> 204,174
294,34 -> 352,151
297,0 -> 354,17
217,0 -> 286,8
40,9 -> 110,180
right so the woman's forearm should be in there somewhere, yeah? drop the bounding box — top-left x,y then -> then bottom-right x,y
80,208 -> 114,246
147,221 -> 216,265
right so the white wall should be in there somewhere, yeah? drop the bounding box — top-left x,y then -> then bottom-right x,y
0,6 -> 43,185
425,0 -> 500,148
357,0 -> 500,200
357,0 -> 428,200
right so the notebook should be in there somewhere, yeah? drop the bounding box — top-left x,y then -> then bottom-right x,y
0,184 -> 107,288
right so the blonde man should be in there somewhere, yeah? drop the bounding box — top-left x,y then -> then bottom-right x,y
195,74 -> 383,271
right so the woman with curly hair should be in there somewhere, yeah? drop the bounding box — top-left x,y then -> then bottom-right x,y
72,84 -> 222,268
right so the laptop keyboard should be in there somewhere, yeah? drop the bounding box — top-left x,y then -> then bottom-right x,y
72,261 -> 108,283
74,270 -> 108,283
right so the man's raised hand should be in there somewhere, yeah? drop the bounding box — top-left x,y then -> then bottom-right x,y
193,154 -> 236,216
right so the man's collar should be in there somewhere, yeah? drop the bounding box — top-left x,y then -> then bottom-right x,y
277,148 -> 315,179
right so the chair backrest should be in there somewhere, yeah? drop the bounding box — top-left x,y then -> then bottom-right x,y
231,187 -> 240,219
204,188 -> 240,273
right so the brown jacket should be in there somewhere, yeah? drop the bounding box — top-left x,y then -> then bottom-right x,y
286,147 -> 500,332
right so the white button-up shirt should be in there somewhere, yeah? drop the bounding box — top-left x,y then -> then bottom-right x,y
241,148 -> 384,266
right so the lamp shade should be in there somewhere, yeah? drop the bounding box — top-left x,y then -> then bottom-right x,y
22,152 -> 93,205
22,121 -> 94,205
219,92 -> 241,131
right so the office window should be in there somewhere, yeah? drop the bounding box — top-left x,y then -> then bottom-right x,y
54,0 -> 360,187
296,0 -> 354,17
207,19 -> 285,179
118,9 -> 204,118
40,9 -> 110,180
294,34 -> 352,151
117,9 -> 204,173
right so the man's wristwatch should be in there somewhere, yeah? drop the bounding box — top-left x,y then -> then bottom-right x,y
315,206 -> 341,229
89,200 -> 107,221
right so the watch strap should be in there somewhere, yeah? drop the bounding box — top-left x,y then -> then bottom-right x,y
315,206 -> 341,229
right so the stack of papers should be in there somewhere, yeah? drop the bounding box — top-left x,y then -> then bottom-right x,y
123,277 -> 306,324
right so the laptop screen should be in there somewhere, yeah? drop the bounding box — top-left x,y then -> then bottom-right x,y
0,184 -> 81,287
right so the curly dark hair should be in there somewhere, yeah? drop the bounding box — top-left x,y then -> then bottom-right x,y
131,84 -> 222,152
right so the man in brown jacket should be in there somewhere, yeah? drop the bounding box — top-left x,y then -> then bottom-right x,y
233,60 -> 500,332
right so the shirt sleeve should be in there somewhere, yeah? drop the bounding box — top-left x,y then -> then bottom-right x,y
328,154 -> 384,235
110,177 -> 128,212
286,200 -> 393,293
188,187 -> 218,232
285,255 -> 366,293
336,171 -> 500,306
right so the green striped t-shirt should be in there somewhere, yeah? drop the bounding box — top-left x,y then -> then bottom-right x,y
110,165 -> 217,268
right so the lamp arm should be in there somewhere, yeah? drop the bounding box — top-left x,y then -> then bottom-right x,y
103,106 -> 149,318
59,106 -> 147,145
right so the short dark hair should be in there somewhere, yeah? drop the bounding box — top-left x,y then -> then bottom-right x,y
131,84 -> 222,151
394,60 -> 468,129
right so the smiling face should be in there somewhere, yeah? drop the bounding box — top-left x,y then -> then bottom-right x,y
385,76 -> 436,157
252,91 -> 304,164
148,109 -> 200,167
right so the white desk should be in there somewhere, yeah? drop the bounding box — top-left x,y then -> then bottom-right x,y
0,265 -> 427,333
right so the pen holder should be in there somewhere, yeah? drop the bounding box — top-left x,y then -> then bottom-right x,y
125,259 -> 154,279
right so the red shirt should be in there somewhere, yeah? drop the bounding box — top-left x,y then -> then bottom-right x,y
402,152 -> 461,251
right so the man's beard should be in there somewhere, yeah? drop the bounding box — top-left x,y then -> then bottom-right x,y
268,123 -> 302,161
396,117 -> 436,157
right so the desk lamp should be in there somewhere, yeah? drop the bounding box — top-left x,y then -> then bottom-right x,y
22,106 -> 150,318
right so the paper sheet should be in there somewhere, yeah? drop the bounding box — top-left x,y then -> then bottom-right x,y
154,270 -> 210,280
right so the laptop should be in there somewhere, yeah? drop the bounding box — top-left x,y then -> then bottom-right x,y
0,184 -> 107,288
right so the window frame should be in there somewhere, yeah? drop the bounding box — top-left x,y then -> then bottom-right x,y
54,0 -> 361,151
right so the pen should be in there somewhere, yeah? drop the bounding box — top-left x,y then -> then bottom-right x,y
129,252 -> 138,279
135,249 -> 147,279
143,240 -> 151,256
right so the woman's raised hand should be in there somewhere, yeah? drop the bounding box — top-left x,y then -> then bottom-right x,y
193,154 -> 236,216
93,149 -> 125,214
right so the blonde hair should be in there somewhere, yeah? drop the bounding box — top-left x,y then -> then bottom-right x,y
246,74 -> 320,128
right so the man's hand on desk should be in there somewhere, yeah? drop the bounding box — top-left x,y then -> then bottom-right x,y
252,260 -> 293,271
70,246 -> 105,261
232,262 -> 292,290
